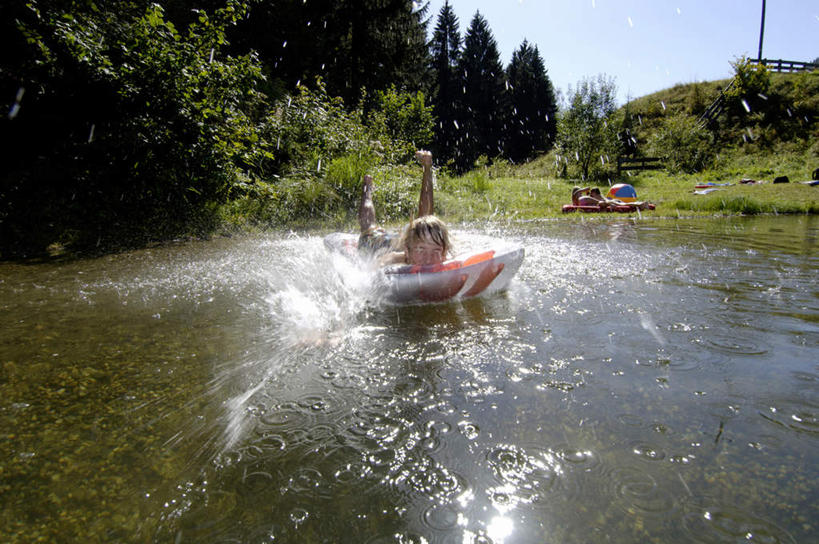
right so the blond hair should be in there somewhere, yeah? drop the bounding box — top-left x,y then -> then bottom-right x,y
398,215 -> 452,257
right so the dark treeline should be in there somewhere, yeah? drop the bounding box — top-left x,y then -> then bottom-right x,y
0,0 -> 557,257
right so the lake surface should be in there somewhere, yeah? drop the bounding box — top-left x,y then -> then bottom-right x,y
1,216 -> 817,543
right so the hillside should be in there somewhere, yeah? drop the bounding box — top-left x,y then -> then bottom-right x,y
622,71 -> 819,160
430,70 -> 819,222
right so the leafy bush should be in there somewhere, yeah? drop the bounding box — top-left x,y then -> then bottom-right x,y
2,1 -> 269,255
270,80 -> 372,178
648,114 -> 714,173
724,57 -> 771,122
365,85 -> 435,163
324,152 -> 379,211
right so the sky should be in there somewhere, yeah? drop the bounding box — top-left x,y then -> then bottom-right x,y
419,0 -> 819,105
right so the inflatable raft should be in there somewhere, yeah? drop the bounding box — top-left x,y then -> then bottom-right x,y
562,203 -> 655,213
323,233 -> 525,304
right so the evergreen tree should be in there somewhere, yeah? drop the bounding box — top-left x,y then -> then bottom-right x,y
429,0 -> 462,165
505,40 -> 557,162
231,0 -> 431,105
455,11 -> 506,172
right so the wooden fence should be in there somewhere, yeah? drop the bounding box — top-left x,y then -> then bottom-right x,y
697,59 -> 816,127
617,156 -> 664,174
757,58 -> 818,73
697,79 -> 735,127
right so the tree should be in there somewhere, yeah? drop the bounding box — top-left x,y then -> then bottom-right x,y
556,75 -> 620,181
230,0 -> 431,105
454,11 -> 507,171
367,85 -> 435,163
429,0 -> 462,165
1,1 -> 270,256
505,40 -> 557,163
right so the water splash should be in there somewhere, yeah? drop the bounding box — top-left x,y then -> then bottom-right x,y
214,236 -> 383,451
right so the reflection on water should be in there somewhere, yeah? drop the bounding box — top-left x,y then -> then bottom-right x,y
0,216 -> 817,543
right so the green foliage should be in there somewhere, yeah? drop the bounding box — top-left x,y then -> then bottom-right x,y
648,114 -> 714,173
505,40 -> 558,162
271,80 -> 371,177
723,56 -> 772,125
449,156 -> 492,194
1,0 -> 270,256
789,69 -> 819,118
726,57 -> 771,102
556,75 -> 621,181
232,0 -> 431,106
454,12 -> 507,172
367,85 -> 435,163
686,82 -> 708,116
324,152 -> 378,211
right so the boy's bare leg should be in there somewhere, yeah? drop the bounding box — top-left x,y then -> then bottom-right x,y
358,174 -> 377,233
416,150 -> 434,217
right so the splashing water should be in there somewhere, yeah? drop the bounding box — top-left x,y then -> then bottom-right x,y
213,236 -> 383,451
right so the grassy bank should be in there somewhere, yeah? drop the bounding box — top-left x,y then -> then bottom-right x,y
216,149 -> 818,238
428,146 -> 818,225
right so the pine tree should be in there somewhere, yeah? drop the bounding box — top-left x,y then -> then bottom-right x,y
429,0 -> 462,165
505,40 -> 557,162
230,0 -> 431,105
454,11 -> 506,171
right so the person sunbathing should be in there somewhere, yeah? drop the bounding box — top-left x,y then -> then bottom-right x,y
571,186 -> 650,210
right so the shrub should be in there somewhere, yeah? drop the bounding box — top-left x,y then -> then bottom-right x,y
366,85 -> 435,163
324,152 -> 378,206
270,80 -> 372,178
648,114 -> 714,173
724,56 -> 771,121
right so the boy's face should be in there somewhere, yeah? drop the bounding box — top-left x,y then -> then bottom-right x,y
407,239 -> 445,266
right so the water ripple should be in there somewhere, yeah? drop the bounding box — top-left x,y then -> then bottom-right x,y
606,466 -> 677,516
485,444 -> 562,507
421,502 -> 461,531
758,401 -> 819,436
681,497 -> 797,544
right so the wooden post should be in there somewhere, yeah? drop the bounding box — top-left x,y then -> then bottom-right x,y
757,0 -> 766,62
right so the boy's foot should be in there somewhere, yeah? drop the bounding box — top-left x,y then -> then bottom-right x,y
359,175 -> 377,232
415,150 -> 432,168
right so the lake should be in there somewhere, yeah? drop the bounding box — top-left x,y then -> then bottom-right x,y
1,215 -> 817,543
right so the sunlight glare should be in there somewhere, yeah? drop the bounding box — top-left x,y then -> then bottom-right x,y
487,515 -> 514,542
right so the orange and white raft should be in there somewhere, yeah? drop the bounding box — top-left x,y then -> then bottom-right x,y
324,233 -> 525,304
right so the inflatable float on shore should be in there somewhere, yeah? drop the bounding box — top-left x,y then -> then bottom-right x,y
562,203 -> 655,213
564,184 -> 654,213
323,233 -> 525,304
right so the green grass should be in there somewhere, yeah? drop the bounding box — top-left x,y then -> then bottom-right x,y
426,143 -> 818,225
